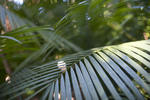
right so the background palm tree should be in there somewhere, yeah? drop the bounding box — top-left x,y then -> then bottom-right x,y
0,0 -> 150,100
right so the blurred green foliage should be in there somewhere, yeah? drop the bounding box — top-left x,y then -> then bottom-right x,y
0,0 -> 150,99
0,0 -> 150,85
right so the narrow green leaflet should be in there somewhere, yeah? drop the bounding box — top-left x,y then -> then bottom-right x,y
0,36 -> 22,44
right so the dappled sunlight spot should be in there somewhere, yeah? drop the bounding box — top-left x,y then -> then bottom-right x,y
25,88 -> 35,95
8,0 -> 24,5
55,55 -> 63,59
57,61 -> 66,72
53,93 -> 61,100
104,10 -> 111,17
53,93 -> 75,100
5,75 -> 11,84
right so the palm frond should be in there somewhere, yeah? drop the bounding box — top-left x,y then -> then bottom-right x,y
0,4 -> 82,70
0,40 -> 150,100
0,35 -> 22,44
0,4 -> 81,52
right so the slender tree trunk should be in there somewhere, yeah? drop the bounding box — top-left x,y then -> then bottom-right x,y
0,0 -> 12,75
0,54 -> 11,75
143,32 -> 149,40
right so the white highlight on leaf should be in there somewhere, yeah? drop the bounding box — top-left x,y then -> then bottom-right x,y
5,75 -> 11,84
57,61 -> 66,72
9,0 -> 24,5
0,36 -> 22,44
53,93 -> 61,99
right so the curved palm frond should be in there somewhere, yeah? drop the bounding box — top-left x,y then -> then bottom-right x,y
0,40 -> 150,100
0,4 -> 81,52
0,4 -> 82,70
0,25 -> 51,54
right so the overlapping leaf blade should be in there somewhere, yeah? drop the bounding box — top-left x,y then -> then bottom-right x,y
0,4 -> 82,71
0,40 -> 150,100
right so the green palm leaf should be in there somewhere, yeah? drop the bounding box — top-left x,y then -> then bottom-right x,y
0,40 -> 150,100
0,4 -> 81,70
0,4 -> 81,53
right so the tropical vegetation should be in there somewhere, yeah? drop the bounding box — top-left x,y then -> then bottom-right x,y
0,0 -> 150,100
